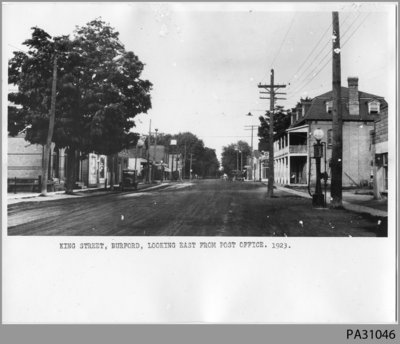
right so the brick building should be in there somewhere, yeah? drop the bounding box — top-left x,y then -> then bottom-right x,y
273,77 -> 387,187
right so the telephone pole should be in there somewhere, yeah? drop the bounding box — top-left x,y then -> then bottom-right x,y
244,125 -> 258,181
258,69 -> 286,197
41,53 -> 57,196
331,11 -> 343,208
189,153 -> 195,181
147,119 -> 151,183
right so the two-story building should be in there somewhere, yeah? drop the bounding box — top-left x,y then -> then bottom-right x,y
273,77 -> 387,187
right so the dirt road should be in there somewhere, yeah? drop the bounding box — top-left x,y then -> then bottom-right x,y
7,180 -> 385,236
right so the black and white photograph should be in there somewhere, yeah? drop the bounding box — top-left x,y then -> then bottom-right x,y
2,1 -> 397,326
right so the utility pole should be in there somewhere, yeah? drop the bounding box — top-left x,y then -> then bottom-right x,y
41,53 -> 57,196
147,119 -> 151,183
236,145 -> 239,173
258,69 -> 286,197
244,125 -> 258,181
153,128 -> 158,181
189,153 -> 194,181
331,11 -> 343,208
184,143 -> 187,179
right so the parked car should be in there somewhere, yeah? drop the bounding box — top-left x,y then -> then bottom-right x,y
120,169 -> 138,191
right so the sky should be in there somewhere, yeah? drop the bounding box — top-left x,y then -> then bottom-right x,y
3,2 -> 397,160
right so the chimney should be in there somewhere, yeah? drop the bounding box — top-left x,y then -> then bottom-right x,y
348,77 -> 359,115
291,110 -> 296,124
301,99 -> 312,117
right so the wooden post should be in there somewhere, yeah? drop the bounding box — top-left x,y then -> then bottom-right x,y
331,11 -> 343,208
267,69 -> 275,197
40,54 -> 57,196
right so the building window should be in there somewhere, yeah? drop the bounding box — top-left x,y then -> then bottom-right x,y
369,130 -> 375,151
327,129 -> 332,148
368,101 -> 380,114
326,100 -> 333,113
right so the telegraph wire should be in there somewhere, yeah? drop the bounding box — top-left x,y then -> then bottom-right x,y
288,12 -> 358,96
287,23 -> 332,86
287,11 -> 352,89
8,44 -> 28,53
260,13 -> 297,83
286,12 -> 371,104
341,12 -> 371,47
288,11 -> 365,96
270,13 -> 297,67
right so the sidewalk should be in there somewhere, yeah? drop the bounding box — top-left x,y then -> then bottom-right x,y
7,182 -> 171,205
275,185 -> 388,217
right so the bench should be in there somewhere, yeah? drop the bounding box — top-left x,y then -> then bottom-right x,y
8,177 -> 56,193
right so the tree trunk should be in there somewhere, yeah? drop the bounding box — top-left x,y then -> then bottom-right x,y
110,154 -> 115,190
40,54 -> 57,196
65,147 -> 77,194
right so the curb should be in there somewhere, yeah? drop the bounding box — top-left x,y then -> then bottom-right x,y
275,185 -> 388,217
7,182 -> 174,204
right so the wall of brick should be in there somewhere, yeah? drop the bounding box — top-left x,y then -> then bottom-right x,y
374,106 -> 388,146
307,121 -> 374,186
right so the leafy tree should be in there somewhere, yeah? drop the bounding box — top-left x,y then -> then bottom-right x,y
8,20 -> 152,193
258,107 -> 291,152
221,141 -> 251,176
196,147 -> 220,178
153,131 -> 219,178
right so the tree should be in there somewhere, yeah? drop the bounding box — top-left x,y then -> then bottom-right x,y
258,106 -> 291,152
8,28 -> 71,195
155,131 -> 219,179
196,147 -> 220,178
221,141 -> 251,177
8,20 -> 152,193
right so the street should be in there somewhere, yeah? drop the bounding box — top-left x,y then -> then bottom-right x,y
8,180 -> 386,236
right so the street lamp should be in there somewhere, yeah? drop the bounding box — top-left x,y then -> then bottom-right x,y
312,128 -> 325,207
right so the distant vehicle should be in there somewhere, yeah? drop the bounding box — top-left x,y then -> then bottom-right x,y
120,169 -> 138,191
231,170 -> 244,181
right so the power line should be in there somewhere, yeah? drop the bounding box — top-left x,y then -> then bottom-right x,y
260,13 -> 297,83
8,44 -> 28,53
341,12 -> 371,46
287,12 -> 371,103
288,23 -> 332,85
271,13 -> 297,67
287,12 -> 357,95
288,12 -> 365,96
286,12 -> 352,89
